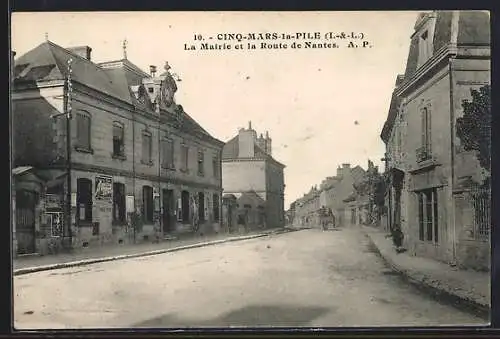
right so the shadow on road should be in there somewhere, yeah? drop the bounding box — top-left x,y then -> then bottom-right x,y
133,304 -> 331,328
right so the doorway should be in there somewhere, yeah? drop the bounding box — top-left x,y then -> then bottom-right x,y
162,189 -> 174,234
198,192 -> 205,223
16,190 -> 38,254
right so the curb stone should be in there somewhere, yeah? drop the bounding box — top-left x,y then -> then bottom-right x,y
14,232 -> 280,276
362,231 -> 490,320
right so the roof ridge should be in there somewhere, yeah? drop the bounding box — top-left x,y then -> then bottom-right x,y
46,40 -> 116,84
99,58 -> 151,78
45,41 -> 67,78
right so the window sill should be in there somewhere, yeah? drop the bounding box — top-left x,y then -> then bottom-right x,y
75,146 -> 94,154
409,159 -> 440,174
141,160 -> 154,167
180,169 -> 189,174
78,221 -> 94,227
161,165 -> 176,171
112,154 -> 127,161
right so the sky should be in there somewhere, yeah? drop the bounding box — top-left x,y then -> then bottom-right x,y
11,11 -> 419,209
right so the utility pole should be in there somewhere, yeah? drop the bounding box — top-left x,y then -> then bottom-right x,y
52,59 -> 73,249
65,58 -> 73,249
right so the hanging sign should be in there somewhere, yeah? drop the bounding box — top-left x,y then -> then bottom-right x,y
95,175 -> 113,202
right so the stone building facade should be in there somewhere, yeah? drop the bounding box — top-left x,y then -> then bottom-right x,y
293,187 -> 320,228
221,122 -> 286,230
320,164 -> 366,227
381,10 -> 490,270
292,163 -> 366,228
12,40 -> 224,255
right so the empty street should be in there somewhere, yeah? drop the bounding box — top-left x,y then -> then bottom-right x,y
14,229 -> 484,329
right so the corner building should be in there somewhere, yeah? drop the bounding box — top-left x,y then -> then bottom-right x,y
12,41 -> 224,253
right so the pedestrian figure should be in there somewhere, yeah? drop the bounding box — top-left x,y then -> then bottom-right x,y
191,196 -> 199,233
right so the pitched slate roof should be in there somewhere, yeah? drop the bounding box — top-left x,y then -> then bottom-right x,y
403,11 -> 490,81
381,11 -> 490,144
222,135 -> 239,159
14,41 -> 132,104
237,191 -> 266,207
14,41 -> 223,145
351,165 -> 366,185
380,75 -> 405,143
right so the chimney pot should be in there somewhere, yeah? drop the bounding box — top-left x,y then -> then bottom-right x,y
248,121 -> 252,130
67,46 -> 92,61
149,65 -> 157,77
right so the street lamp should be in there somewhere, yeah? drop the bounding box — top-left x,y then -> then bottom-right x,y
51,58 -> 73,249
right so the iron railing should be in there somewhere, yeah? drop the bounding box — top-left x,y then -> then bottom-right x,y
470,185 -> 491,241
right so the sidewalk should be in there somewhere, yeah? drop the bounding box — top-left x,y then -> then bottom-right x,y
14,227 -> 294,275
361,226 -> 490,318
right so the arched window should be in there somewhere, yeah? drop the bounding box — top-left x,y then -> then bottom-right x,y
76,111 -> 92,150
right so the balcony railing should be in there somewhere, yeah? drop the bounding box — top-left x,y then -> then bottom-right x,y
416,146 -> 432,163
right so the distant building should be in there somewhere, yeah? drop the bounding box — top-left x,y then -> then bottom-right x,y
293,186 -> 320,228
322,164 -> 365,227
380,10 -> 491,270
221,122 -> 286,229
342,160 -> 381,227
293,163 -> 368,228
12,40 -> 224,256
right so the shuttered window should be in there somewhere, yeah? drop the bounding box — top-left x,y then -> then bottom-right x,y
113,122 -> 125,156
142,186 -> 154,223
76,112 -> 91,149
142,131 -> 152,164
161,138 -> 174,168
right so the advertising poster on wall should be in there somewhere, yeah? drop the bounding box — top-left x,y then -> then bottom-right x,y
95,175 -> 113,203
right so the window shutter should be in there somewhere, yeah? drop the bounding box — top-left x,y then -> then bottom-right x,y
421,108 -> 426,148
142,135 -> 148,162
169,141 -> 174,167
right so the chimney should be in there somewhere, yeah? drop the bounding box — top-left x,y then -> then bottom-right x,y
248,121 -> 253,130
67,46 -> 92,61
256,133 -> 266,153
150,65 -> 157,77
238,127 -> 255,158
265,131 -> 272,156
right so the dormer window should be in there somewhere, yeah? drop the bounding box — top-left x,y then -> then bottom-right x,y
415,12 -> 438,70
418,30 -> 433,68
148,87 -> 154,93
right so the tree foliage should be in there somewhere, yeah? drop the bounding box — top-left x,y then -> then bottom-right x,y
456,85 -> 491,173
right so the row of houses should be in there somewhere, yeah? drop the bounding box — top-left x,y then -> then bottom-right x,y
11,40 -> 285,257
289,162 -> 381,229
288,10 -> 490,272
380,10 -> 491,271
